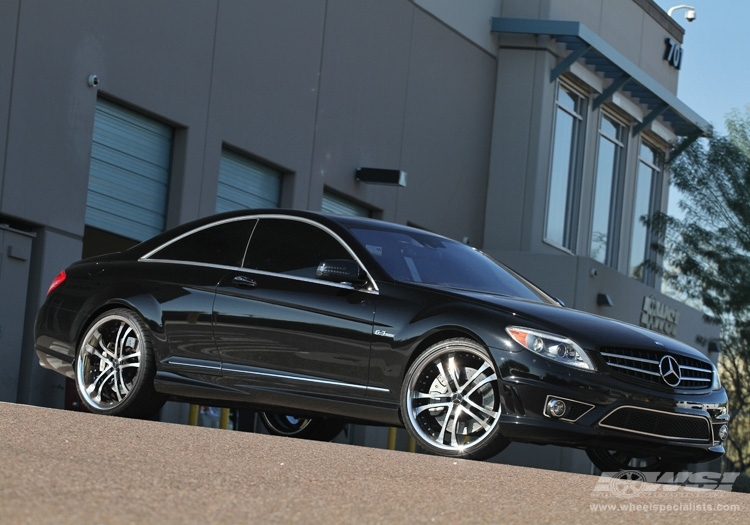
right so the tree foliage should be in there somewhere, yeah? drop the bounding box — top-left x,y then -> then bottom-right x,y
649,109 -> 750,472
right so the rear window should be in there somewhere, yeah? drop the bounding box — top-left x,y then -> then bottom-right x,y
149,219 -> 256,267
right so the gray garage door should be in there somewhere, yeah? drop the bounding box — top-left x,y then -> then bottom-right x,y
321,191 -> 370,217
86,99 -> 173,241
216,149 -> 281,212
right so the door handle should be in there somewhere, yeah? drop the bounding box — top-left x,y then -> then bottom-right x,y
232,275 -> 257,288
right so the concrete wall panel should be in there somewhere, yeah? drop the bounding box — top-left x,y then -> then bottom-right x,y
3,1 -> 218,233
0,1 -> 20,206
207,0 -> 327,216
310,0 -> 413,219
398,10 -> 496,242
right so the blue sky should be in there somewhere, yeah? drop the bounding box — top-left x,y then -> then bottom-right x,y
653,0 -> 750,134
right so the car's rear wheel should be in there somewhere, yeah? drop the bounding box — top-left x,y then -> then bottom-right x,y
75,308 -> 165,418
586,447 -> 686,473
260,412 -> 346,441
401,338 -> 509,460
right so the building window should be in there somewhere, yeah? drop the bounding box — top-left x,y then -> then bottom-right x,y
629,142 -> 663,284
589,113 -> 626,265
216,149 -> 282,212
545,83 -> 586,251
321,190 -> 370,217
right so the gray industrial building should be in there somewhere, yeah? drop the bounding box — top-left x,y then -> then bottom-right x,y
0,0 -> 716,472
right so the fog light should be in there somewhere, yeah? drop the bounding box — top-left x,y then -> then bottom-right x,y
719,424 -> 729,441
547,398 -> 566,418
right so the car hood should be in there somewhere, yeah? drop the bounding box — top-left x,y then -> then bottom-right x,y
450,289 -> 709,362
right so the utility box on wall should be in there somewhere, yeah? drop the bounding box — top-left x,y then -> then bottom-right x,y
0,224 -> 35,402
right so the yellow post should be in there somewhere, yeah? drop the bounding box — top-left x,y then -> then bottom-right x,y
188,404 -> 199,426
219,407 -> 231,430
407,436 -> 416,453
387,427 -> 397,450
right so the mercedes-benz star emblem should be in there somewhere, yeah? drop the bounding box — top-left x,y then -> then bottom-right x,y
659,355 -> 681,387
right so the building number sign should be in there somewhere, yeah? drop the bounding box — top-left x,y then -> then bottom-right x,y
664,38 -> 683,69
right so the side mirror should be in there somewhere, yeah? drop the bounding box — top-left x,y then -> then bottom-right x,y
316,259 -> 368,287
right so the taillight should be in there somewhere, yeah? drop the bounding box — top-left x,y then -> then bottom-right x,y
47,270 -> 66,295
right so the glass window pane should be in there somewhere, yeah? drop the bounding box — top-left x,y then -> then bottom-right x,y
600,115 -> 618,139
589,114 -> 626,265
557,85 -> 578,113
590,138 -> 616,263
630,143 -> 663,284
629,162 -> 653,279
348,225 -> 546,302
151,219 -> 256,267
244,219 -> 353,279
639,143 -> 657,165
545,83 -> 585,250
546,110 -> 575,246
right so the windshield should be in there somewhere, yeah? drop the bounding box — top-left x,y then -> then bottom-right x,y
348,225 -> 550,302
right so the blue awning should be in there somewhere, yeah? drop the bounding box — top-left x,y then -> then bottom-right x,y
491,18 -> 708,138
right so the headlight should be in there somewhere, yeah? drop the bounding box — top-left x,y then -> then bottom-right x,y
505,326 -> 596,371
711,363 -> 722,390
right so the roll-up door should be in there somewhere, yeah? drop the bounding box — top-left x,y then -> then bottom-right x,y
86,99 -> 173,241
216,150 -> 281,212
321,191 -> 370,217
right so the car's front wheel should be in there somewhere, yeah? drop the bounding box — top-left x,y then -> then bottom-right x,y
259,412 -> 346,441
586,447 -> 687,473
75,308 -> 165,418
401,338 -> 509,460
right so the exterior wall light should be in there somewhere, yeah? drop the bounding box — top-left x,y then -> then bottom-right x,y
355,168 -> 407,187
597,293 -> 614,307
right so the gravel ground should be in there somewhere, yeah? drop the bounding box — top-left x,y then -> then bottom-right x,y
0,402 -> 747,524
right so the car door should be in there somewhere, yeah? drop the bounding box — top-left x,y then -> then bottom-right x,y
213,217 -> 376,402
141,217 -> 258,373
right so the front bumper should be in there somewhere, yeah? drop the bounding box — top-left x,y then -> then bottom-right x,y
489,347 -> 729,463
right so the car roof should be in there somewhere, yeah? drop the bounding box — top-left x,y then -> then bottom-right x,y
120,209 -> 430,261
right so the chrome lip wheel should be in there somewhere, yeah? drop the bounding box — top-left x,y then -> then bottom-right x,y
406,343 -> 501,453
76,313 -> 143,411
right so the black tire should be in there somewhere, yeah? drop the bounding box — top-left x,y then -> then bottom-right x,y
260,412 -> 346,442
75,308 -> 165,418
586,447 -> 687,474
401,338 -> 509,460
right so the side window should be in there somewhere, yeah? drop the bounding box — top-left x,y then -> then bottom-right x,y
244,219 -> 353,279
150,219 -> 256,267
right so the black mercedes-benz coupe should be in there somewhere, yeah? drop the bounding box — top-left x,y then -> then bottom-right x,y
35,210 -> 729,471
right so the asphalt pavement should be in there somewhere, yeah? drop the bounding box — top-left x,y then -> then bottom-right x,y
0,402 -> 747,524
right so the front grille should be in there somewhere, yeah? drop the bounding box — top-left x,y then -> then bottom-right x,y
599,406 -> 712,442
566,401 -> 593,421
600,347 -> 713,389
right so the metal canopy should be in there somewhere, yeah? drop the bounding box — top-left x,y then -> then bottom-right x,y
491,18 -> 708,138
